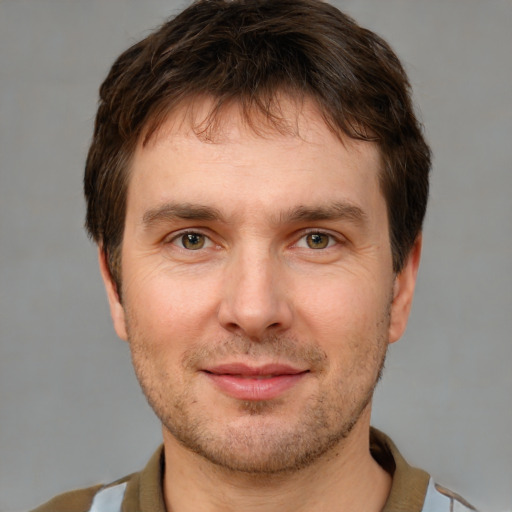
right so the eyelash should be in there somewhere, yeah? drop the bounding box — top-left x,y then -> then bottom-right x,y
167,230 -> 215,250
294,231 -> 341,250
166,229 -> 342,251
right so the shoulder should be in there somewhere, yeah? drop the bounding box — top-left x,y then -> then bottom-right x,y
30,475 -> 134,512
370,428 -> 477,512
29,446 -> 164,512
423,480 -> 478,512
30,485 -> 102,512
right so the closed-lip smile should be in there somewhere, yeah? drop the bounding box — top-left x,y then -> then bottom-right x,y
202,363 -> 309,401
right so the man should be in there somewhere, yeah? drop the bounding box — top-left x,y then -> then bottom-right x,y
33,1 -> 475,511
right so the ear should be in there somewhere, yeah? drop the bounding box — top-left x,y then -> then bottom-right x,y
388,235 -> 422,344
98,247 -> 128,341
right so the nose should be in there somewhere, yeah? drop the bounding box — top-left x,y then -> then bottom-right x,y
217,246 -> 293,340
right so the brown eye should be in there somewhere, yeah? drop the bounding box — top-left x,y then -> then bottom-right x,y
181,233 -> 206,250
306,233 -> 330,249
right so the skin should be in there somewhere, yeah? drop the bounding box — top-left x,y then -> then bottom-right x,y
100,98 -> 421,512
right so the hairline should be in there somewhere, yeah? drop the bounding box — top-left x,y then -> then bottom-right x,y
104,91 -> 397,293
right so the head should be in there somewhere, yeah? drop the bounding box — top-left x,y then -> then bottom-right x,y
85,0 -> 430,475
84,0 -> 430,292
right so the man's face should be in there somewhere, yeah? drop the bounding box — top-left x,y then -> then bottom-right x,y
101,99 -> 419,473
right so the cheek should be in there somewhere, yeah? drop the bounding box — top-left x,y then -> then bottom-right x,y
123,268 -> 221,346
295,274 -> 390,338
297,279 -> 390,383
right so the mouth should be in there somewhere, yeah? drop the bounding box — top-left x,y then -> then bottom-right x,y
202,363 -> 309,401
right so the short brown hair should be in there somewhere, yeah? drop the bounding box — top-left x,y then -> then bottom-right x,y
85,0 -> 431,289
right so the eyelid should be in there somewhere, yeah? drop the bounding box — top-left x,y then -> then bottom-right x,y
162,227 -> 344,250
165,229 -> 216,249
293,229 -> 345,249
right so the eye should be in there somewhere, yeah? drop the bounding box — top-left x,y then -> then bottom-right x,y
171,232 -> 213,250
296,232 -> 337,250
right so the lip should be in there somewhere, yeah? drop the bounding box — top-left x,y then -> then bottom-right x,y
202,363 -> 308,401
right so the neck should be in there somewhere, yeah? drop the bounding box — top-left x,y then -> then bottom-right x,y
162,410 -> 391,512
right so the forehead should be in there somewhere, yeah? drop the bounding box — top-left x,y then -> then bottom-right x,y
127,96 -> 384,224
142,94 -> 373,149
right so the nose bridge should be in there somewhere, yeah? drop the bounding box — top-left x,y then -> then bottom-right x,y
218,240 -> 292,339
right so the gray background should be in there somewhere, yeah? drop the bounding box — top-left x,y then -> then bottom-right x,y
1,1 -> 511,511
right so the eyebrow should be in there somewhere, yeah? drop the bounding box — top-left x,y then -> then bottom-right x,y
141,200 -> 367,229
142,202 -> 225,227
277,202 -> 367,225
